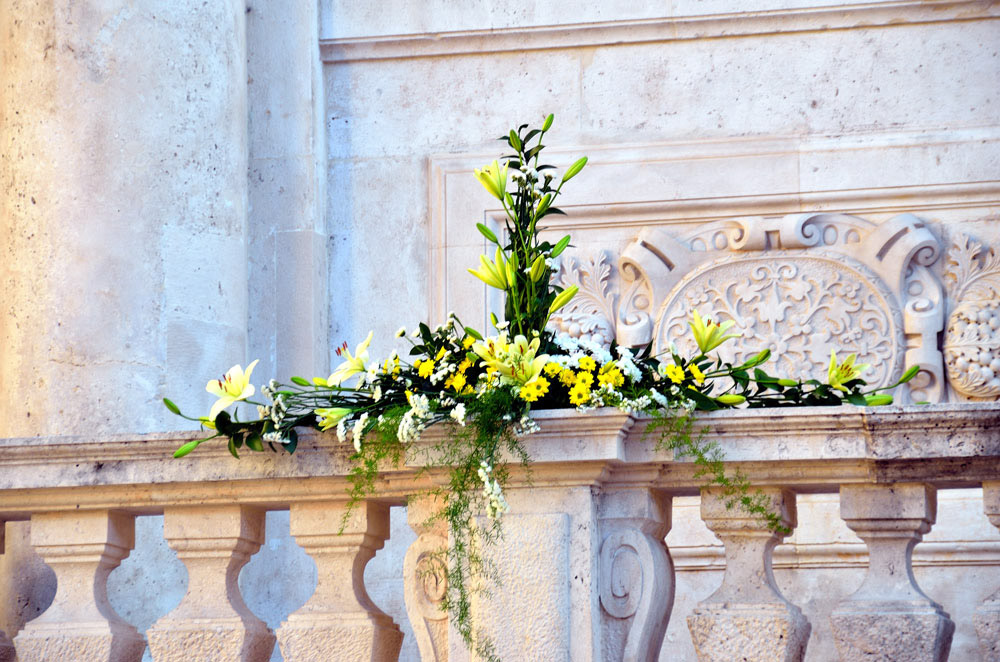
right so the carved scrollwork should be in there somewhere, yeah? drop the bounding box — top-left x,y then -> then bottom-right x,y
943,234 -> 1000,399
598,514 -> 673,662
404,527 -> 449,661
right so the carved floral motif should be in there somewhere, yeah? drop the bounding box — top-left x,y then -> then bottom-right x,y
943,234 -> 1000,399
549,252 -> 617,346
657,253 -> 903,385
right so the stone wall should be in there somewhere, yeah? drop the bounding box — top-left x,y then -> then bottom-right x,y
1,0 -> 999,660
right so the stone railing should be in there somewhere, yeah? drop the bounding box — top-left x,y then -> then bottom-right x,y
1,403 -> 999,661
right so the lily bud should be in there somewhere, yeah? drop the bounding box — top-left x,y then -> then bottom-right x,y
715,394 -> 746,406
549,285 -> 579,314
777,378 -> 798,387
864,394 -> 894,406
529,255 -> 546,282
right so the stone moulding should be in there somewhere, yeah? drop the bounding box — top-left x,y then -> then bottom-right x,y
0,404 -> 998,508
319,1 -> 1000,63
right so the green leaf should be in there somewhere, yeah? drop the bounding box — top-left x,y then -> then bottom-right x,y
562,156 -> 588,183
246,432 -> 264,452
509,129 -> 522,152
173,439 -> 202,458
227,437 -> 241,459
523,129 -> 541,143
476,223 -> 499,245
163,398 -> 182,416
846,393 -> 867,406
684,387 -> 720,411
290,376 -> 311,387
282,428 -> 298,454
418,322 -> 432,344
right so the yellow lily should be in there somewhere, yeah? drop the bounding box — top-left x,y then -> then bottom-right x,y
329,331 -> 374,386
689,310 -> 738,355
472,333 -> 549,386
474,159 -> 508,201
827,350 -> 870,392
315,407 -> 352,431
205,359 -> 259,421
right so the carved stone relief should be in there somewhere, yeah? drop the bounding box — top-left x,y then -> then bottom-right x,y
943,234 -> 1000,400
549,213 -> 947,401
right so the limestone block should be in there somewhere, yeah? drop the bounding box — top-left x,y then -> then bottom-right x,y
404,495 -> 449,661
463,512 -> 572,661
13,510 -> 145,662
830,483 -> 954,662
598,489 -> 673,662
147,506 -> 274,662
976,482 -> 1000,661
276,501 -> 402,662
687,488 -> 809,662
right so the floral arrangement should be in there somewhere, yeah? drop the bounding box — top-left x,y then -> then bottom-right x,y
165,115 -> 917,660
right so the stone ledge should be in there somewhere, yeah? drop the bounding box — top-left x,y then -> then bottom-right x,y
0,404 -> 997,517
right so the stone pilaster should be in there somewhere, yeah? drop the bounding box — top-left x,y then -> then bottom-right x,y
13,510 -> 144,662
687,487 -> 809,662
976,481 -> 1000,661
276,501 -> 402,662
830,483 -> 953,662
598,488 -> 673,662
404,495 -> 449,661
147,506 -> 274,662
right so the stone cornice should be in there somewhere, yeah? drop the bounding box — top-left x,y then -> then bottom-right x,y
319,1 -> 1000,63
0,404 -> 997,517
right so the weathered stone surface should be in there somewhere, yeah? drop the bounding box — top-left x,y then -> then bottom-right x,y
831,484 -> 953,662
13,511 -> 144,662
598,489 -> 673,662
146,506 -> 274,662
404,495 -> 449,662
276,501 -> 402,662
976,481 -> 1000,661
687,488 -> 809,662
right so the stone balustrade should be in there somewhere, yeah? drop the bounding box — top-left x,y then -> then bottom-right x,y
0,403 -> 999,661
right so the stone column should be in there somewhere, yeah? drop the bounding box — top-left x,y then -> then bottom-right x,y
0,0 -> 249,438
976,481 -> 1000,661
404,495 -> 449,662
598,488 -> 673,662
13,510 -> 144,662
147,506 -> 274,662
830,483 -> 953,662
276,501 -> 402,661
687,487 -> 809,662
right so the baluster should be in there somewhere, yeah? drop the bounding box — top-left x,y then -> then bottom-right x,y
598,488 -> 673,662
687,487 -> 809,662
404,495 -> 449,661
276,501 -> 402,661
830,483 -> 953,662
147,505 -> 274,662
13,510 -> 145,662
976,481 -> 1000,661
0,522 -> 15,662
